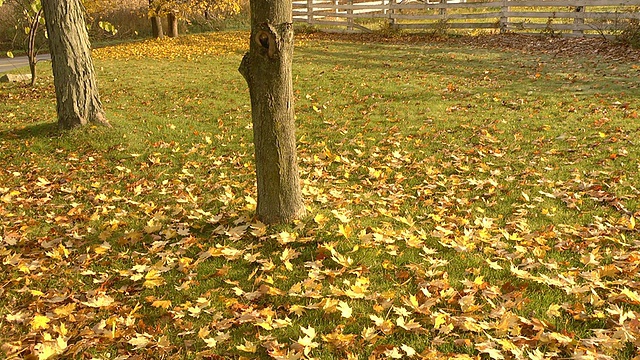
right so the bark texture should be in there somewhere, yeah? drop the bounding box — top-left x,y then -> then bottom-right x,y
168,11 -> 179,37
150,0 -> 164,38
239,0 -> 305,224
151,16 -> 164,38
27,8 -> 42,86
42,0 -> 109,129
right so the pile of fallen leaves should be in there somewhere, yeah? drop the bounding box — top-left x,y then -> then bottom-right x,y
92,31 -> 248,60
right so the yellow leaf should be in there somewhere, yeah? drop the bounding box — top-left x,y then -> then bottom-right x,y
256,320 -> 273,330
203,337 -> 218,348
151,300 -> 172,309
94,241 -> 111,255
53,303 -> 77,317
313,213 -> 329,226
370,314 -> 385,326
384,347 -> 403,359
236,340 -> 257,353
31,315 -> 51,330
396,316 -> 422,331
290,304 -> 305,316
486,259 -> 503,270
45,243 -> 69,260
621,288 -> 640,304
143,269 -> 165,288
34,333 -> 67,360
408,295 -> 419,309
338,224 -> 352,238
82,294 -> 115,308
128,333 -> 151,349
545,332 -> 574,345
401,344 -> 416,357
276,231 -> 296,244
337,301 -> 352,318
433,312 -> 447,329
475,341 -> 504,360
546,304 -> 562,318
331,210 -> 350,223
198,326 -> 210,339
297,325 -> 319,353
301,325 -> 316,339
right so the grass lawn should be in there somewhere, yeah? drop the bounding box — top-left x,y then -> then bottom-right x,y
1,30 -> 640,359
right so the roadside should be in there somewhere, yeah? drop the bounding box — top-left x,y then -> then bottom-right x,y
0,54 -> 50,74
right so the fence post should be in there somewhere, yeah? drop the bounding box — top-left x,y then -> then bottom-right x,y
389,0 -> 396,28
347,0 -> 354,31
499,0 -> 508,33
573,6 -> 585,36
440,0 -> 447,18
307,0 -> 313,24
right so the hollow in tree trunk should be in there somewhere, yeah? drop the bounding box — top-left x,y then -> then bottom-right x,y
238,0 -> 305,224
41,0 -> 109,130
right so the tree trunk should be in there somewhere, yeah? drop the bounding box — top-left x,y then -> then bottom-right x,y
41,0 -> 109,130
149,0 -> 164,38
27,8 -> 42,86
167,11 -> 179,37
151,16 -> 164,38
238,0 -> 305,224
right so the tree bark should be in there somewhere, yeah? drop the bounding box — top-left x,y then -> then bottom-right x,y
167,11 -> 179,37
151,16 -> 164,38
27,8 -> 42,86
149,0 -> 164,38
238,0 -> 305,224
41,0 -> 109,130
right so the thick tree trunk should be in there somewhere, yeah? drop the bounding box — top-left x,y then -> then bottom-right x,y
149,0 -> 164,38
239,0 -> 305,224
151,16 -> 164,38
167,11 -> 179,37
41,0 -> 109,130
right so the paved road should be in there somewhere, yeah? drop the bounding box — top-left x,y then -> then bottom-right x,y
0,54 -> 50,74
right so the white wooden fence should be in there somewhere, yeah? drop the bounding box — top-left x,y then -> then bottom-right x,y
292,0 -> 640,36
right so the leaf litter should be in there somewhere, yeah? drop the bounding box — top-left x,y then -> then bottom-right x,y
1,31 -> 640,359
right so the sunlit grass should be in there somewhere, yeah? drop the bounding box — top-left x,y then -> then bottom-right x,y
1,31 -> 640,359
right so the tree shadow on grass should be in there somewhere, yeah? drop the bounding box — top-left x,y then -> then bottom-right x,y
0,122 -> 59,140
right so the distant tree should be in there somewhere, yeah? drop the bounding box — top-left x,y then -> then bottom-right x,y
167,9 -> 178,37
149,0 -> 164,38
25,1 -> 42,86
148,0 -> 241,38
239,0 -> 305,223
41,0 -> 110,129
2,0 -> 46,86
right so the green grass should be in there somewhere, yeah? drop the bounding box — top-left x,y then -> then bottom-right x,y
1,31 -> 640,359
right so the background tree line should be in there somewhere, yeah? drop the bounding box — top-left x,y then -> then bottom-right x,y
0,0 -> 248,53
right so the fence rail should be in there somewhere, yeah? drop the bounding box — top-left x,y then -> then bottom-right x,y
292,0 -> 640,36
